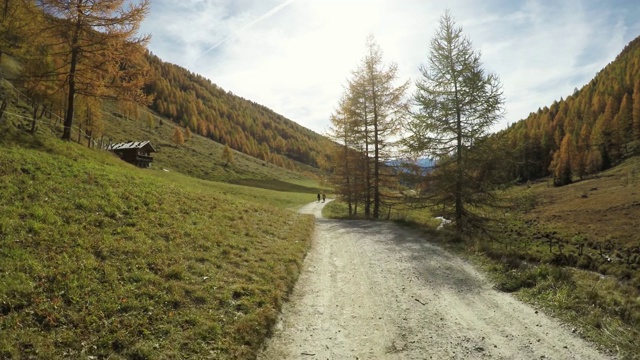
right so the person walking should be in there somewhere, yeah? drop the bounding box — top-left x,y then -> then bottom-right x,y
322,193 -> 326,203
317,193 -> 321,202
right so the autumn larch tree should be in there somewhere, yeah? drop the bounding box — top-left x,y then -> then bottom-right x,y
361,36 -> 409,218
35,0 -> 150,141
222,144 -> 234,166
327,96 -> 365,216
615,93 -> 632,156
331,35 -> 408,218
172,127 -> 184,147
402,11 -> 504,234
550,134 -> 574,186
0,0 -> 35,62
633,78 -> 640,141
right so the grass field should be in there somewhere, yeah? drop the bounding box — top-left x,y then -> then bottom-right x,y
0,124 -> 318,359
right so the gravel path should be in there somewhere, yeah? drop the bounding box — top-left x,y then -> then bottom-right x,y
258,200 -> 610,359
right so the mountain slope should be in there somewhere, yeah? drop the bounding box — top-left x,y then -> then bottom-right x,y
144,53 -> 334,171
100,101 -> 324,185
497,35 -> 640,184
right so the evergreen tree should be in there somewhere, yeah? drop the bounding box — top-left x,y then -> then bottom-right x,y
403,11 -> 504,234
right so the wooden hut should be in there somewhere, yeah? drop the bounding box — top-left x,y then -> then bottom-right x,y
108,141 -> 156,168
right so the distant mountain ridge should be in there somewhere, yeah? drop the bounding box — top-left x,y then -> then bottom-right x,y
386,158 -> 434,169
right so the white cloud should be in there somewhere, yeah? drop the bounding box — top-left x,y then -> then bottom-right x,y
140,0 -> 640,135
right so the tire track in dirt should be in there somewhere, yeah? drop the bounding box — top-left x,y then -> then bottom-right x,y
258,201 -> 610,359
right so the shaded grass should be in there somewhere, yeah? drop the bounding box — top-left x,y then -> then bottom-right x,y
0,128 -> 315,359
322,197 -> 441,228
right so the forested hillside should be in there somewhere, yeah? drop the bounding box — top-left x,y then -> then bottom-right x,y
0,0 -> 333,173
144,54 -> 333,170
499,36 -> 640,185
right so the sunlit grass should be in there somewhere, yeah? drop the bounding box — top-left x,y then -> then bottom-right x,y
0,129 -> 316,359
99,102 -> 323,185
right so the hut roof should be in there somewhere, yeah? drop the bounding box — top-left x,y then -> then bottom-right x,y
108,141 -> 156,152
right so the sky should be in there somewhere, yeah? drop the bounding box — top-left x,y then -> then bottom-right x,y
139,0 -> 640,135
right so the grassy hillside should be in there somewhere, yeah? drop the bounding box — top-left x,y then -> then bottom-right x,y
1,53 -> 325,189
481,157 -> 640,358
0,125 -> 317,359
100,103 -> 324,186
497,156 -> 640,283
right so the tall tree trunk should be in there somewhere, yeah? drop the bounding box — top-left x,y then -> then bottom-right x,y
363,100 -> 371,218
454,76 -> 463,234
62,47 -> 78,140
371,78 -> 380,219
344,143 -> 353,215
62,15 -> 82,141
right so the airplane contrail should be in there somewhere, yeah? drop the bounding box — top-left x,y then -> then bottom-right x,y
194,0 -> 298,61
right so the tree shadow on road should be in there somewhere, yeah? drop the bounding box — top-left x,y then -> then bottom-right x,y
321,219 -> 488,296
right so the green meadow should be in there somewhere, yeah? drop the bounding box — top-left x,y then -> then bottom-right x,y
0,125 -> 317,359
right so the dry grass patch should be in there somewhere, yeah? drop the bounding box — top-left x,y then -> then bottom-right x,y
525,157 -> 640,251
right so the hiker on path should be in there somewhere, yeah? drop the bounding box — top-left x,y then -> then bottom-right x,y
317,193 -> 321,202
322,193 -> 326,203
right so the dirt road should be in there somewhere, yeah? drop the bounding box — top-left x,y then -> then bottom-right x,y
258,200 -> 610,359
